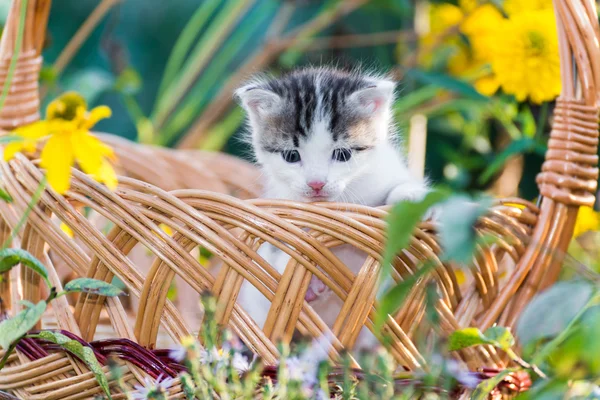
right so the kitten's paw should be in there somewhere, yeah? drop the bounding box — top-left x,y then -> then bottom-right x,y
305,275 -> 329,303
386,184 -> 439,223
384,183 -> 428,205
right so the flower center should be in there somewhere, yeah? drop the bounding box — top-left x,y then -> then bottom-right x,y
46,92 -> 87,121
526,30 -> 546,57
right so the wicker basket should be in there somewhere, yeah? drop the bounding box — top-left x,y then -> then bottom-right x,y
0,0 -> 598,398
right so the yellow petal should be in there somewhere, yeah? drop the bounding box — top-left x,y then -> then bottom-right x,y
3,141 -> 24,161
474,75 -> 500,96
84,106 -> 112,130
40,133 -> 74,194
94,159 -> 118,191
72,131 -> 105,175
13,121 -> 50,139
60,222 -> 74,238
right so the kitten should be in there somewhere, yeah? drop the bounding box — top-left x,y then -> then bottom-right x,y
234,68 -> 430,349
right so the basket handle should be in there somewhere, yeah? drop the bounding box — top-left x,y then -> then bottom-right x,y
0,0 -> 50,131
536,0 -> 600,207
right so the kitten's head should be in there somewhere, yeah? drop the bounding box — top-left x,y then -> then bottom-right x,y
235,68 -> 395,202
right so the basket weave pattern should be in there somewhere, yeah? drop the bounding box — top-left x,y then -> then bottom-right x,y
0,0 -> 598,398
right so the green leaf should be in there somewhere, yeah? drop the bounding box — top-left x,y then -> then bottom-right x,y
199,246 -> 213,260
0,187 -> 12,203
37,331 -> 112,399
448,326 -> 515,351
405,69 -> 489,102
0,249 -> 50,288
448,327 -> 488,351
478,138 -> 546,184
483,326 -> 515,350
394,85 -> 440,115
0,300 -> 46,349
516,281 -> 594,348
375,262 -> 435,332
64,278 -> 124,297
438,195 -> 492,264
471,369 -> 514,400
18,300 -> 35,309
382,188 -> 450,281
518,105 -> 536,138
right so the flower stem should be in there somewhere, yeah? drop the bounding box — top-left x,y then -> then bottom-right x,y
1,177 -> 47,250
535,102 -> 549,140
0,339 -> 20,371
0,0 -> 28,114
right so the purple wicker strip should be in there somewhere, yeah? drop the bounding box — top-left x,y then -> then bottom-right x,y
11,330 -> 531,397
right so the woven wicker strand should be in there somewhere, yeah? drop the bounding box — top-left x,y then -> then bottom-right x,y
0,0 -> 597,398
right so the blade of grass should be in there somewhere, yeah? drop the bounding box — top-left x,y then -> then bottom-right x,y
278,0 -> 339,67
155,0 -> 220,100
159,0 -> 277,145
152,0 -> 256,129
0,0 -> 28,114
535,102 -> 549,139
176,0 -> 368,149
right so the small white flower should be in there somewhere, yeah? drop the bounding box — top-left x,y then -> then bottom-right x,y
168,344 -> 187,362
199,347 -> 226,365
286,356 -> 307,382
285,332 -> 334,389
131,375 -> 175,400
232,352 -> 251,373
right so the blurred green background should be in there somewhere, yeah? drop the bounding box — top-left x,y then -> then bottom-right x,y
36,0 -> 551,200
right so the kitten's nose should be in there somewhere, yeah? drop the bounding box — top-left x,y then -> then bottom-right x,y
307,181 -> 325,191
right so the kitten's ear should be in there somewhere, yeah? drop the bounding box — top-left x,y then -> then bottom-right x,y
235,85 -> 282,119
347,80 -> 395,117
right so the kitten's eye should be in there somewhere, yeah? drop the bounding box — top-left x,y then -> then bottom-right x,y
282,150 -> 301,163
332,148 -> 352,162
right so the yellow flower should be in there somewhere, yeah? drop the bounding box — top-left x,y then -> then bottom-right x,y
573,206 -> 600,238
159,223 -> 174,236
455,268 -> 467,285
459,0 -> 479,13
4,92 -> 117,194
474,75 -> 501,96
429,4 -> 463,34
460,4 -> 504,62
503,0 -> 552,16
181,335 -> 196,348
489,9 -> 560,104
419,3 -> 502,96
418,4 -> 464,68
60,222 -> 74,238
